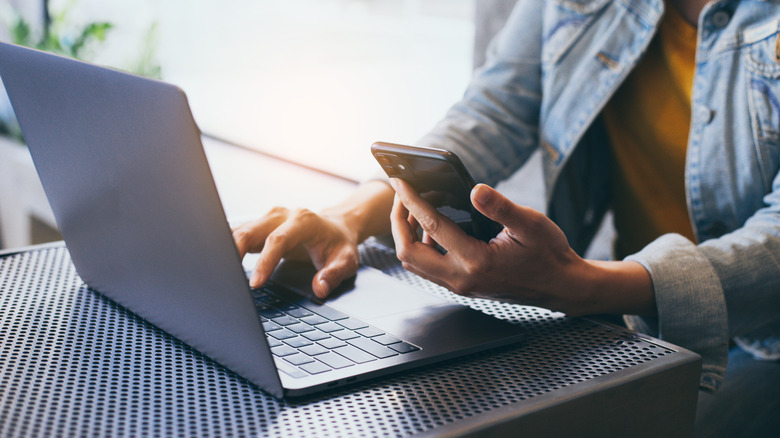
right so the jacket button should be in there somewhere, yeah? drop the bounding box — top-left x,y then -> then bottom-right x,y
711,10 -> 730,28
696,105 -> 714,124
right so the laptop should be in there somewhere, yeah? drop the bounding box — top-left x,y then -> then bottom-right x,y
0,41 -> 525,399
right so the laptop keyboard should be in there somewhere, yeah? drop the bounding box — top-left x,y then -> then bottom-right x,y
251,284 -> 420,379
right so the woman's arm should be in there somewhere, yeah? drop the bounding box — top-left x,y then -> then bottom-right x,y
389,178 -> 655,317
232,180 -> 394,298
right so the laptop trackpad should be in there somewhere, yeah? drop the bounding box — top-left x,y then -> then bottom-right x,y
270,261 -> 448,320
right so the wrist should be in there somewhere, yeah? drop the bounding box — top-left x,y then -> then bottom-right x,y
578,260 -> 656,317
320,180 -> 394,243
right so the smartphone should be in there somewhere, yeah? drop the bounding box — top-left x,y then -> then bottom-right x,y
371,141 -> 503,242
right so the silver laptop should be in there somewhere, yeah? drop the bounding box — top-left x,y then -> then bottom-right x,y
0,42 -> 525,398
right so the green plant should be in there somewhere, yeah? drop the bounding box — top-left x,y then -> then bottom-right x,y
0,2 -> 113,141
9,4 -> 112,60
0,1 -> 161,141
129,22 -> 162,80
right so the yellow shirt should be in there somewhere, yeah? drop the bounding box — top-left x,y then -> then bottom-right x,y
602,4 -> 698,259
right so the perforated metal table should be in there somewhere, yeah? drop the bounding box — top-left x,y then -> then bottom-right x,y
0,241 -> 700,437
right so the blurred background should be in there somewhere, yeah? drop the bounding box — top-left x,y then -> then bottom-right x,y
0,0 -> 475,181
2,0 -> 561,254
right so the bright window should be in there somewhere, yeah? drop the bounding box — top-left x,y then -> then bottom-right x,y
14,0 -> 475,181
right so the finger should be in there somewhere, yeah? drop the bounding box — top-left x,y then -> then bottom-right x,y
232,223 -> 264,259
389,178 -> 467,251
231,208 -> 289,258
421,232 -> 437,247
390,193 -> 417,246
470,184 -> 545,246
390,194 -> 455,279
406,211 -> 423,243
310,249 -> 359,299
251,209 -> 320,287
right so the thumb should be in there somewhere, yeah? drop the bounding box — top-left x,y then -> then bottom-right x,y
471,183 -> 541,243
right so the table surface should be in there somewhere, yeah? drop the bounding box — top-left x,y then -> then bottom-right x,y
0,140 -> 700,437
0,239 -> 699,437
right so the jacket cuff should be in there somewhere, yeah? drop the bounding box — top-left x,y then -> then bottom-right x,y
623,234 -> 729,392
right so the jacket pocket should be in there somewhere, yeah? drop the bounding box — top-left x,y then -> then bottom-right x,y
744,24 -> 780,190
542,0 -> 610,66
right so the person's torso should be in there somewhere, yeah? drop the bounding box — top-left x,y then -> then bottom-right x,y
538,0 -> 780,248
602,2 -> 698,258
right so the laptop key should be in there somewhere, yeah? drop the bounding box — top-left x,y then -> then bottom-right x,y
316,322 -> 345,333
284,353 -> 315,366
301,330 -> 330,342
347,337 -> 398,359
334,345 -> 376,364
356,326 -> 385,338
338,318 -> 369,330
388,342 -> 420,354
316,352 -> 354,369
286,323 -> 315,334
300,361 -> 332,375
255,294 -> 281,305
318,337 -> 347,349
332,330 -> 360,341
267,337 -> 283,348
268,328 -> 297,340
270,344 -> 298,357
284,336 -> 313,349
300,344 -> 329,356
274,358 -> 308,379
271,315 -> 299,326
373,334 -> 401,346
305,305 -> 349,321
299,314 -> 329,325
258,306 -> 285,319
262,321 -> 282,332
280,304 -> 313,318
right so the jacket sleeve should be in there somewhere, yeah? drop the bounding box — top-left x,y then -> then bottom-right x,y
625,166 -> 780,392
414,0 -> 545,186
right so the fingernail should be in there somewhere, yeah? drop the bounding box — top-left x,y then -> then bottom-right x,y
319,278 -> 330,293
250,272 -> 261,288
473,185 -> 491,206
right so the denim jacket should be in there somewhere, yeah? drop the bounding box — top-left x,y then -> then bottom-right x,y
416,0 -> 780,391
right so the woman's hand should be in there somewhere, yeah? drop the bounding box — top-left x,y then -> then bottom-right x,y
232,180 -> 395,298
389,179 -> 655,316
232,207 -> 361,298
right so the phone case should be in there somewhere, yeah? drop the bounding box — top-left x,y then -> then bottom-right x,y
371,142 -> 503,242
